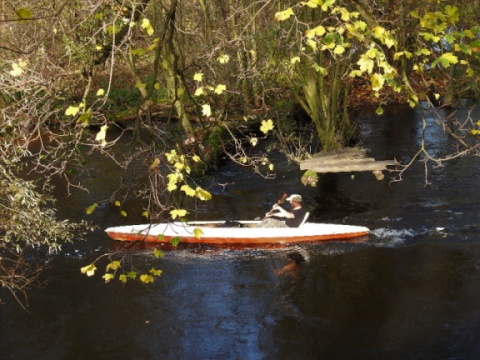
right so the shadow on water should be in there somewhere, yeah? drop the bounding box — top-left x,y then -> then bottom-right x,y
2,105 -> 480,359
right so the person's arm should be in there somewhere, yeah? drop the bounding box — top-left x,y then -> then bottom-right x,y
267,204 -> 294,219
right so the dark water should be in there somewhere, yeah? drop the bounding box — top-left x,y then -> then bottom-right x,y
2,104 -> 480,359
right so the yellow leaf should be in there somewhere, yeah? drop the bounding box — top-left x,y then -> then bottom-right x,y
275,8 -> 294,21
181,184 -> 196,196
372,26 -> 385,39
357,55 -> 374,74
306,25 -> 326,39
269,163 -> 274,171
194,87 -> 204,96
131,47 -> 146,56
119,274 -> 128,283
120,210 -> 127,217
135,82 -> 146,91
147,42 -> 158,52
334,45 -> 345,55
95,125 -> 108,146
370,73 -> 385,91
290,56 -> 301,64
153,249 -> 164,258
321,0 -> 336,11
166,172 -> 181,183
339,8 -> 351,21
306,39 -> 317,50
65,105 -> 80,116
96,88 -> 105,96
217,54 -> 230,64
16,8 -> 33,20
202,104 -> 211,117
195,187 -> 212,201
174,161 -> 185,170
384,36 -> 396,49
150,268 -> 163,276
440,52 -> 458,65
106,24 -> 119,35
192,155 -> 200,162
365,47 -> 379,59
193,73 -> 204,81
349,70 -> 363,77
114,200 -> 121,207
170,208 -> 187,219
393,51 -> 404,61
10,63 -> 24,77
103,274 -> 115,283
106,261 -> 121,271
141,18 -> 154,35
214,84 -> 226,95
165,149 -> 178,163
85,203 -> 98,215
149,157 -> 160,170
140,274 -> 155,284
167,181 -> 178,192
260,119 -> 275,134
80,264 -> 97,277
142,211 -> 149,218
250,137 -> 259,146
304,0 -> 322,8
194,228 -> 203,239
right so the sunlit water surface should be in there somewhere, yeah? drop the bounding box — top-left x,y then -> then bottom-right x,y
2,104 -> 480,359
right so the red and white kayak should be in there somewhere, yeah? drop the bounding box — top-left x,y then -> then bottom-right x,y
105,220 -> 369,249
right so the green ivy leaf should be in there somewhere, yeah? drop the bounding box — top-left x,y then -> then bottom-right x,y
170,237 -> 181,247
127,271 -> 137,280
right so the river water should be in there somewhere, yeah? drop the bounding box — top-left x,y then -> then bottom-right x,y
2,104 -> 480,359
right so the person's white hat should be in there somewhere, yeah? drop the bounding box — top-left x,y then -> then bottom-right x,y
286,194 -> 302,202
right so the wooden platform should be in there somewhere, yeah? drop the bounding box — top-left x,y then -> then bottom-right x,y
300,147 -> 398,173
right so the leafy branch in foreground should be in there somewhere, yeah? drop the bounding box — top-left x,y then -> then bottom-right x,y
80,247 -> 167,285
0,165 -> 93,307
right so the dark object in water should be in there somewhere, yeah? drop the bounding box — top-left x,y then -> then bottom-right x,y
219,220 -> 244,228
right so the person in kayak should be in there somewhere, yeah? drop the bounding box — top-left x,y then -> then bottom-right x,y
258,194 -> 307,228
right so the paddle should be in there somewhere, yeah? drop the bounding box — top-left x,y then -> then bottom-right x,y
263,193 -> 287,219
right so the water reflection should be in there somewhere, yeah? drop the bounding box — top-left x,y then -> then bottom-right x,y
2,105 -> 480,359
